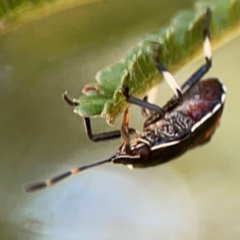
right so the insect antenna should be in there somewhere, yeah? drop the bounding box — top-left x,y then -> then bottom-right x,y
24,157 -> 113,193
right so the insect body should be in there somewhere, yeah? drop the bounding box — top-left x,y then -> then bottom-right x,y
113,78 -> 225,168
24,9 -> 226,192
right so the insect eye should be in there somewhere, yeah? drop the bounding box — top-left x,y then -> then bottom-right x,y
138,145 -> 150,159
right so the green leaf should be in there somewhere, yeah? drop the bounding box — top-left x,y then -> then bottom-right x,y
76,0 -> 240,125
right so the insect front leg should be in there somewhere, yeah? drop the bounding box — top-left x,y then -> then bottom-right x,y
120,108 -> 141,154
120,108 -> 131,153
83,117 -> 122,142
63,92 -> 122,142
63,91 -> 80,107
181,8 -> 212,94
84,112 -> 139,143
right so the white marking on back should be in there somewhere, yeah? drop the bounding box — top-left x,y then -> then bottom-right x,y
221,93 -> 226,103
151,140 -> 181,151
117,155 -> 139,159
222,84 -> 227,93
191,103 -> 222,132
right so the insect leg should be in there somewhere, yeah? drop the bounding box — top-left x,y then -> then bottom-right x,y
63,92 -> 122,142
83,117 -> 122,142
122,84 -> 165,117
120,108 -> 130,143
63,91 -> 80,106
140,96 -> 164,128
120,108 -> 139,154
84,108 -> 140,143
153,43 -> 183,103
181,8 -> 212,94
141,96 -> 152,118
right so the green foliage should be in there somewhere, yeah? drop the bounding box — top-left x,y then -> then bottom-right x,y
0,0 -> 48,16
76,0 -> 240,125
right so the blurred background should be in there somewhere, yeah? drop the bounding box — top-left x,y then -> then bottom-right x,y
0,0 -> 240,239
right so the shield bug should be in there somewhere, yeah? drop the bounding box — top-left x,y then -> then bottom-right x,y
24,9 -> 226,192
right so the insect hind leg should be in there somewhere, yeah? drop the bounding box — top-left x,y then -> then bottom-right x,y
152,43 -> 183,103
181,8 -> 212,94
122,84 -> 165,117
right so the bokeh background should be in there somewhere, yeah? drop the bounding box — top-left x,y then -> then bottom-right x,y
1,0 -> 240,239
